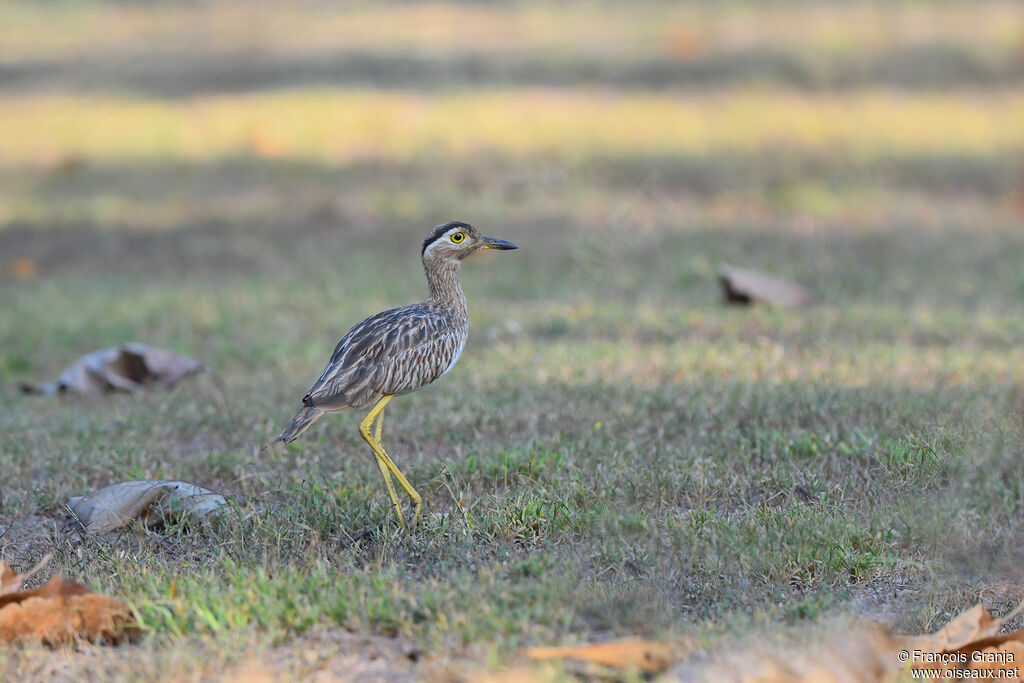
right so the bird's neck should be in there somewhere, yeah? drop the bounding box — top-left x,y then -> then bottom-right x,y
425,258 -> 467,315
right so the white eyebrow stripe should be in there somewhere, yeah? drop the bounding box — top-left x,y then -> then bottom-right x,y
423,228 -> 466,256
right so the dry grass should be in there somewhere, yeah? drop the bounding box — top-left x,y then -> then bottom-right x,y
1,90 -> 1020,168
1,1 -> 1019,59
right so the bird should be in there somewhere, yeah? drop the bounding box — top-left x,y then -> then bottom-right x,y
275,221 -> 518,529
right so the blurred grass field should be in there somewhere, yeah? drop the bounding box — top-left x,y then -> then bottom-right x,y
2,0 -> 1023,678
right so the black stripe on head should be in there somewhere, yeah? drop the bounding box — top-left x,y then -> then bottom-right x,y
422,221 -> 474,256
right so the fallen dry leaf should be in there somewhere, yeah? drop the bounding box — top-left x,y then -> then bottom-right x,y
0,565 -> 18,595
1,554 -> 52,597
912,603 -> 1009,652
9,256 -> 38,279
718,263 -> 810,309
68,480 -> 228,533
663,25 -> 707,58
19,342 -> 203,396
522,602 -> 1024,682
0,560 -> 138,645
664,626 -> 899,682
924,635 -> 1024,681
902,601 -> 1024,681
526,637 -> 682,674
247,125 -> 289,158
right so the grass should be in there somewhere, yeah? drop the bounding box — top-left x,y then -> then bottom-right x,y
1,90 -> 1021,167
1,1 -> 1020,59
2,0 -> 1024,678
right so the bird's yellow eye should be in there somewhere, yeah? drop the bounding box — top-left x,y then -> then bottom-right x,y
450,232 -> 465,244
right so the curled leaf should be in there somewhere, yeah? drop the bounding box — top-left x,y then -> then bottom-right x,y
526,638 -> 681,673
9,256 -> 38,279
19,343 -> 202,396
718,264 -> 809,309
902,601 -> 1024,679
68,480 -> 227,533
912,604 -> 1006,652
0,560 -> 139,645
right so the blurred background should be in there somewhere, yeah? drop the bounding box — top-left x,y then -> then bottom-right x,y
2,2 -> 1021,306
3,1 -> 1024,661
2,1 -> 1022,346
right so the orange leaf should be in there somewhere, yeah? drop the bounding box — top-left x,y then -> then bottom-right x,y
0,563 -> 20,595
0,562 -> 139,645
913,602 -> 1024,653
932,624 -> 1024,676
662,26 -> 707,58
922,605 -> 1002,650
0,555 -> 51,597
9,256 -> 37,279
526,637 -> 680,673
19,343 -> 203,396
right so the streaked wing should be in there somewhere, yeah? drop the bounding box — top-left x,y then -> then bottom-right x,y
302,304 -> 464,410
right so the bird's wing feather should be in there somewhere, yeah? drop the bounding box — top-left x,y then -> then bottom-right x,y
303,304 -> 463,410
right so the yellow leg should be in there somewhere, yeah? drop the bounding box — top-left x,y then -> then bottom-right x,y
372,410 -> 402,521
358,395 -> 423,529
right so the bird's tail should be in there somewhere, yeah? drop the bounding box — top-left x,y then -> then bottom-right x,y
275,405 -> 326,444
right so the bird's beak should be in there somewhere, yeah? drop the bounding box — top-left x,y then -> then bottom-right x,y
481,236 -> 518,251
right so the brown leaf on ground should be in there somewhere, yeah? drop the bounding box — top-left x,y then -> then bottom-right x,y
0,560 -> 139,645
664,602 -> 1024,682
9,256 -> 38,279
718,263 -> 810,309
666,626 -> 899,682
926,635 -> 1024,681
1,554 -> 52,597
902,601 -> 1024,680
521,603 -> 1024,682
526,637 -> 682,674
19,342 -> 203,396
663,25 -> 707,58
68,480 -> 228,533
0,564 -> 19,594
911,603 -> 1010,652
247,126 -> 289,158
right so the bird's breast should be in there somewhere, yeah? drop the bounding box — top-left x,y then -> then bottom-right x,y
437,328 -> 468,380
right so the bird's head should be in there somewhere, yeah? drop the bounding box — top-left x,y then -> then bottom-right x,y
421,221 -> 517,263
